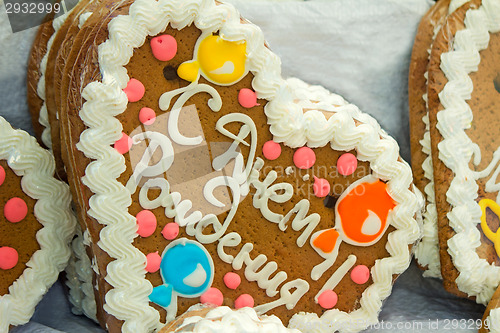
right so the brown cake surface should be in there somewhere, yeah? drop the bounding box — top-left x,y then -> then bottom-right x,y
0,160 -> 41,296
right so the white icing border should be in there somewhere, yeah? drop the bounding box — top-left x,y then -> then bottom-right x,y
60,9 -> 98,322
76,1 -> 422,332
174,305 -> 300,333
412,13 -> 443,278
37,12 -> 69,149
436,0 -> 500,304
65,225 -> 98,322
488,308 -> 500,333
284,77 -> 392,145
412,0 -> 472,279
286,78 -> 376,130
0,117 -> 76,330
414,114 -> 441,278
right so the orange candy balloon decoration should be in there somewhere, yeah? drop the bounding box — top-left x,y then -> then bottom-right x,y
311,175 -> 396,266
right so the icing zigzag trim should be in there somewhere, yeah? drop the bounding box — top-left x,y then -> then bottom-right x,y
0,117 -> 76,331
65,225 -> 98,322
77,1 -> 422,332
412,0 -> 471,278
36,13 -> 69,149
415,113 -> 441,278
437,0 -> 500,304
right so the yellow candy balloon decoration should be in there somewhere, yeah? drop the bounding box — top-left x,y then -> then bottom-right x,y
177,35 -> 247,86
479,198 -> 500,258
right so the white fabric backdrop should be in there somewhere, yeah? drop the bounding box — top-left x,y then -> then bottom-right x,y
0,0 -> 486,331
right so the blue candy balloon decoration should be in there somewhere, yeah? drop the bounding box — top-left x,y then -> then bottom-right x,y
149,238 -> 214,320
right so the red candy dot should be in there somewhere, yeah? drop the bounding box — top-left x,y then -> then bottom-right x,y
0,165 -> 5,186
150,35 -> 177,62
313,176 -> 330,198
317,290 -> 337,309
0,247 -> 18,270
351,265 -> 370,285
223,272 -> 241,290
139,107 -> 156,125
4,197 -> 28,223
145,252 -> 161,273
337,153 -> 358,176
162,223 -> 179,241
234,294 -> 254,309
136,210 -> 157,238
200,287 -> 223,306
114,133 -> 133,154
123,78 -> 145,102
238,88 -> 259,108
262,140 -> 281,160
293,147 -> 316,169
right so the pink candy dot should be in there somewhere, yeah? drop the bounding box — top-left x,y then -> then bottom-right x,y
238,89 -> 259,108
262,140 -> 281,160
234,294 -> 254,309
313,176 -> 330,198
0,165 -> 5,186
139,107 -> 156,125
351,265 -> 370,285
317,290 -> 337,309
123,78 -> 145,102
337,153 -> 358,176
200,287 -> 224,306
162,223 -> 180,240
150,35 -> 177,62
4,197 -> 28,223
145,252 -> 161,273
114,133 -> 133,154
293,147 -> 316,169
0,247 -> 18,270
136,210 -> 157,238
223,272 -> 241,290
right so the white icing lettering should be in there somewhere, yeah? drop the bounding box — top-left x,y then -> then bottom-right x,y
254,279 -> 310,314
249,158 -> 320,248
314,255 -> 357,302
250,164 -> 294,223
217,232 -> 242,264
311,256 -> 338,281
309,228 -> 343,281
472,149 -> 500,201
168,105 -> 204,146
126,131 -> 174,194
279,199 -> 320,248
138,178 -> 174,212
232,243 -> 294,298
215,113 -> 257,179
159,81 -> 222,122
170,192 -> 203,227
